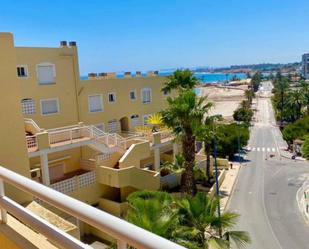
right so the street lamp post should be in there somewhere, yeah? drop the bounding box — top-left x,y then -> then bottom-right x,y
236,121 -> 241,164
212,124 -> 222,237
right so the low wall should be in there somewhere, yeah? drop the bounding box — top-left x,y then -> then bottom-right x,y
119,141 -> 150,168
99,198 -> 129,217
208,169 -> 226,198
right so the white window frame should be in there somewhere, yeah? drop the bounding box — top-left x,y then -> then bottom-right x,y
141,88 -> 152,104
129,90 -> 137,101
40,98 -> 60,116
36,62 -> 56,85
88,94 -> 103,113
108,92 -> 116,103
17,65 -> 29,78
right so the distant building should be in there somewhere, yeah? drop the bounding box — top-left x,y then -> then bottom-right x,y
302,53 -> 309,79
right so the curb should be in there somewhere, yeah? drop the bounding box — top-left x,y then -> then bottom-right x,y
223,163 -> 242,211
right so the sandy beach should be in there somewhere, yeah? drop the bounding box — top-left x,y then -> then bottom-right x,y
198,84 -> 247,120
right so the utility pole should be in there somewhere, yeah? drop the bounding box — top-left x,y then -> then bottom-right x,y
212,122 -> 222,237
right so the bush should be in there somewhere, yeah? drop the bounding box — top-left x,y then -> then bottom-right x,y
282,116 -> 309,144
302,136 -> 309,160
216,123 -> 250,159
233,107 -> 253,124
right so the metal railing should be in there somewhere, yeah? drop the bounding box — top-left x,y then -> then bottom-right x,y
24,118 -> 41,132
49,126 -> 91,145
26,124 -> 132,153
0,166 -> 185,249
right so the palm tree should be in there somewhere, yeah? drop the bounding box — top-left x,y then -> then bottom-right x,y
147,113 -> 163,132
161,90 -> 212,195
176,192 -> 251,249
196,115 -> 223,186
244,89 -> 254,104
162,69 -> 199,93
300,81 -> 309,115
287,89 -> 303,120
273,78 -> 290,126
126,191 -> 179,240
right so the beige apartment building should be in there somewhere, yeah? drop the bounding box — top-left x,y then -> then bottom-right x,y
0,32 -> 230,248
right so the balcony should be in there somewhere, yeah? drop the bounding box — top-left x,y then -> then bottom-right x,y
97,166 -> 160,190
0,166 -> 185,249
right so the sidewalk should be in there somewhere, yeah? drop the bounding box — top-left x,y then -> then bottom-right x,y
219,163 -> 241,211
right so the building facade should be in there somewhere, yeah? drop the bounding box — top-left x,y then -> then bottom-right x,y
302,53 -> 309,79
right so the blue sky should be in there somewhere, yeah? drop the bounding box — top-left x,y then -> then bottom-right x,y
1,0 -> 309,74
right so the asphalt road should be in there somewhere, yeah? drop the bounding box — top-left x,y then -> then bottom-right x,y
228,82 -> 309,249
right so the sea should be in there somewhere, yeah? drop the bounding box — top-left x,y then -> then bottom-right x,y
81,72 -> 247,84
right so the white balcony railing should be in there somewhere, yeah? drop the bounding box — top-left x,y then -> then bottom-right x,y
0,166 -> 185,249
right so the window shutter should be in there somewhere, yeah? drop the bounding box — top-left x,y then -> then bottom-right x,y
89,95 -> 103,112
41,99 -> 59,115
38,65 -> 54,84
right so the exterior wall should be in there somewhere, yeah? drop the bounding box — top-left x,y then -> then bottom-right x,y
119,141 -> 150,169
16,46 -> 79,129
29,147 -> 82,173
97,166 -> 160,190
77,76 -> 169,131
0,233 -> 21,249
0,33 -> 31,203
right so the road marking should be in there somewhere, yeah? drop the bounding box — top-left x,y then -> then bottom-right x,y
247,147 -> 251,151
262,147 -> 265,152
267,148 -> 270,152
257,147 -> 260,151
272,148 -> 276,152
252,147 -> 256,151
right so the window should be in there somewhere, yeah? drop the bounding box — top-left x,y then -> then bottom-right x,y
88,95 -> 103,113
131,114 -> 140,128
37,63 -> 56,84
41,98 -> 59,115
130,90 -> 136,101
141,88 -> 152,104
21,98 -> 36,114
143,114 -> 151,125
108,119 -> 120,133
108,93 -> 116,103
17,65 -> 28,78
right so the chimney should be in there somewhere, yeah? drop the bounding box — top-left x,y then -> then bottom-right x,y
124,72 -> 131,78
136,71 -> 142,77
60,41 -> 67,47
88,73 -> 97,80
98,72 -> 108,79
154,70 -> 159,76
69,41 -> 77,47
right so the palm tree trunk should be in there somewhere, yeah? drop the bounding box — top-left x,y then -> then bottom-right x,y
181,133 -> 197,196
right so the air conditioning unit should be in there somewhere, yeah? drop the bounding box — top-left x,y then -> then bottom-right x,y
30,168 -> 41,179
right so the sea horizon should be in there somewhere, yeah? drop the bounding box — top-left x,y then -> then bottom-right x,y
81,72 -> 247,83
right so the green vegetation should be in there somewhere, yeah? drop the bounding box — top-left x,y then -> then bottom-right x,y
251,72 -> 262,92
282,116 -> 309,144
195,115 -> 223,186
126,191 -> 251,249
233,100 -> 254,125
301,136 -> 309,160
161,70 -> 213,195
216,123 -> 250,159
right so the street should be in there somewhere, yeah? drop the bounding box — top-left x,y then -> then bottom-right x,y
228,82 -> 309,249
